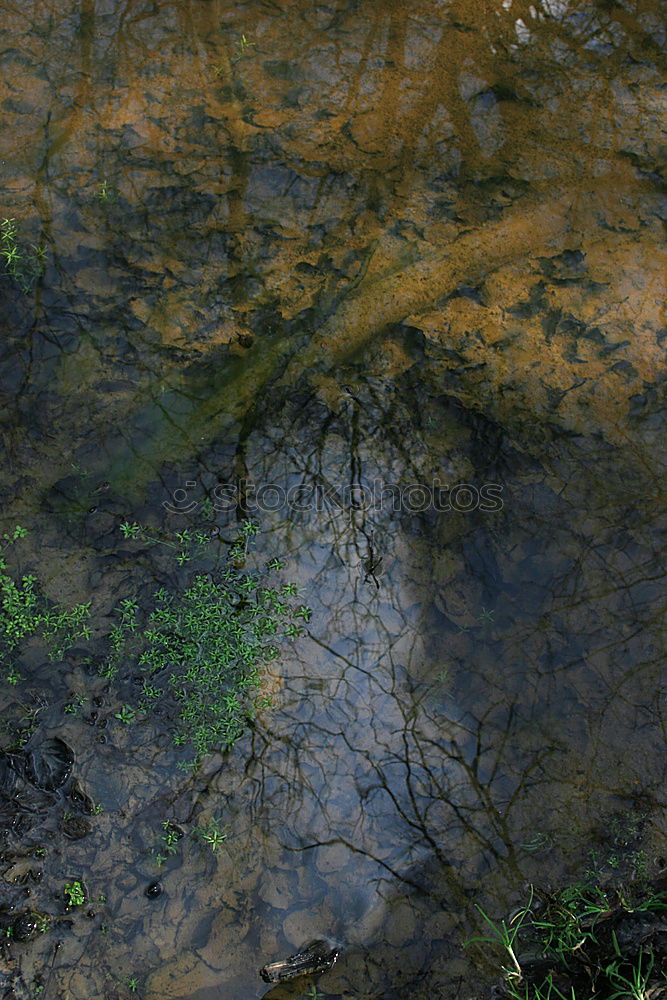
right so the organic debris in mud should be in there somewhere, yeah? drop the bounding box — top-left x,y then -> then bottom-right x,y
11,737 -> 74,791
260,937 -> 341,983
11,911 -> 49,942
61,812 -> 93,840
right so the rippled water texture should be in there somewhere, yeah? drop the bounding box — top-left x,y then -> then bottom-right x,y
0,1 -> 665,998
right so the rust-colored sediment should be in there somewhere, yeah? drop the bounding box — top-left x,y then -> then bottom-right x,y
293,196 -> 571,369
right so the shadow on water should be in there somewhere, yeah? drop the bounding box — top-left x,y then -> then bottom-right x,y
0,0 -> 665,998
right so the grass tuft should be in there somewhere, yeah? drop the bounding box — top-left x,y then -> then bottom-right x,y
467,876 -> 667,1000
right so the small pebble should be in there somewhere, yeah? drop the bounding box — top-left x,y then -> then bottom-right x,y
144,880 -> 163,899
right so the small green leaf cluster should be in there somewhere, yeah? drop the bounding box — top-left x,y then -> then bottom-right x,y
194,816 -> 228,852
64,692 -> 85,714
102,598 -> 140,679
0,528 -> 91,684
119,521 -> 211,566
154,820 -> 183,865
63,880 -> 86,907
114,704 -> 137,724
97,179 -> 119,205
1,218 -> 46,292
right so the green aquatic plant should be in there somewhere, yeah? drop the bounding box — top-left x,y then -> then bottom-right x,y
468,888 -> 533,982
119,521 -> 141,539
528,880 -> 610,961
0,527 -> 91,684
607,948 -> 654,1000
154,820 -> 183,866
96,179 -> 119,205
1,217 -> 46,292
236,32 -> 255,58
63,693 -> 85,715
99,520 -> 307,765
302,988 -> 325,1000
468,877 -> 667,1000
119,520 -> 211,567
520,831 -> 554,853
2,526 -> 28,543
114,704 -> 137,724
63,881 -> 86,907
477,606 -> 495,623
0,520 -> 307,765
194,817 -> 228,852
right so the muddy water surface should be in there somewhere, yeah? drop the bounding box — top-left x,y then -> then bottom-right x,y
0,1 -> 665,998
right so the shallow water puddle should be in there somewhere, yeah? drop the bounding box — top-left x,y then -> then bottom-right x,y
0,0 -> 665,998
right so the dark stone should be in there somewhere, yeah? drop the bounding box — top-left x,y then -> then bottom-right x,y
12,911 -> 39,942
62,814 -> 92,840
144,880 -> 163,899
